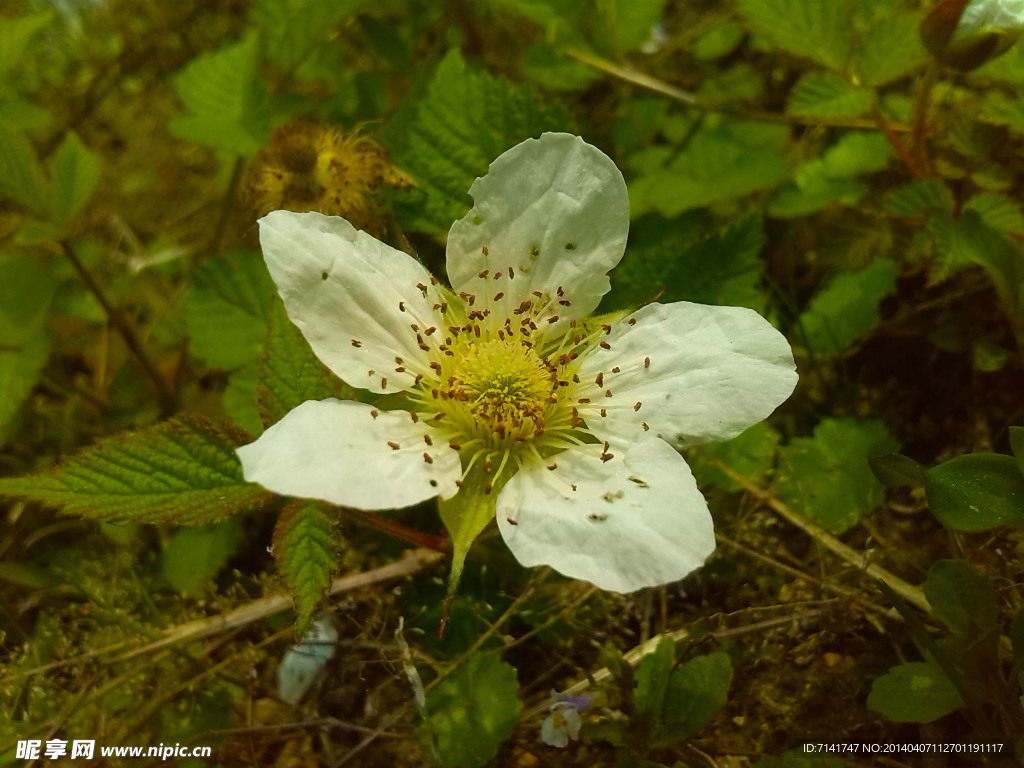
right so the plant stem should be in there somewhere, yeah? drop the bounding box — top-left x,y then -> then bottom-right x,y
62,241 -> 176,415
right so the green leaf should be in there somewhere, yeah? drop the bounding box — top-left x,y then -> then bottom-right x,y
689,423 -> 781,492
0,255 -> 54,444
787,72 -> 874,118
253,0 -> 375,79
923,559 -> 998,639
868,453 -> 925,488
0,414 -> 273,525
924,453 -> 1024,531
223,361 -> 263,435
161,519 -> 243,596
660,652 -> 732,742
798,259 -> 898,353
414,653 -> 521,768
883,179 -> 954,217
1010,426 -> 1024,476
777,417 -> 899,533
389,49 -> 570,233
981,90 -> 1024,134
601,0 -> 665,52
737,0 -> 852,70
867,661 -> 964,723
607,212 -> 764,312
769,131 -> 891,218
0,124 -> 48,214
633,636 -> 675,716
0,11 -> 54,79
629,120 -> 791,218
186,251 -> 275,369
256,295 -> 360,427
520,44 -> 600,90
964,192 -> 1024,235
854,11 -> 929,86
50,131 -> 101,226
169,34 -> 269,156
691,20 -> 746,61
273,500 -> 338,637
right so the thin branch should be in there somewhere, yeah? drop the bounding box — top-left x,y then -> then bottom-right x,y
61,241 -> 176,414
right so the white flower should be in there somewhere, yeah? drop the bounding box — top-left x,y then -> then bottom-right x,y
236,133 -> 797,594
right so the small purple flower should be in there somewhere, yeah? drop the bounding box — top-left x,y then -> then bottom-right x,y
541,690 -> 591,748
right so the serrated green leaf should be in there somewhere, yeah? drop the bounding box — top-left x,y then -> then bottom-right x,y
256,295 -> 360,427
224,360 -> 263,435
629,120 -> 790,217
0,414 -> 272,525
51,131 -> 101,226
607,212 -> 764,312
867,661 -> 964,723
169,34 -> 269,156
161,519 -> 243,596
854,11 -> 928,86
0,11 -> 54,79
273,500 -> 338,636
777,417 -> 899,533
787,72 -> 874,118
390,49 -> 570,233
0,124 -> 47,214
964,192 -> 1024,234
798,259 -> 897,353
634,636 -> 675,716
737,0 -> 852,70
689,423 -> 780,492
981,90 -> 1024,133
659,652 -> 732,743
415,653 -> 521,768
253,0 -> 374,82
883,179 -> 954,217
186,251 -> 275,369
924,453 -> 1024,531
923,559 -> 998,639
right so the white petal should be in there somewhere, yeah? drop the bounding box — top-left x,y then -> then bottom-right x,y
259,210 -> 444,395
446,133 -> 628,322
577,302 -> 797,449
237,399 -> 461,509
496,438 -> 715,592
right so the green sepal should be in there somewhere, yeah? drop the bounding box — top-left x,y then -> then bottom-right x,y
437,460 -> 511,633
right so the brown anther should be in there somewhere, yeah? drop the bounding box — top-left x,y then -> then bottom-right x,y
571,484 -> 577,491
381,377 -> 388,389
410,323 -> 419,331
439,302 -> 448,314
473,325 -> 481,337
601,324 -> 611,333
633,401 -> 642,411
424,326 -> 436,336
609,366 -> 619,374
370,410 -> 379,419
429,361 -> 442,373
572,373 -> 580,383
547,315 -> 559,324
532,290 -> 543,298
595,372 -> 604,387
600,408 -> 607,417
433,412 -> 445,420
483,459 -> 492,474
644,356 -> 650,368
399,301 -> 406,312
410,412 -> 419,423
413,373 -> 424,385
449,441 -> 461,450
368,369 -> 375,376
578,397 -> 591,403
600,452 -> 614,462
429,276 -> 438,285
497,329 -> 505,340
493,271 -> 502,280
430,388 -> 439,398
423,452 -> 433,464
642,421 -> 649,431
448,325 -> 461,335
387,441 -> 400,450
351,339 -> 362,347
558,299 -> 571,306
482,246 -> 489,255
599,341 -> 611,350
628,317 -> 637,325
605,389 -> 612,398
484,481 -> 493,494
477,269 -> 489,278
455,479 -> 463,488
506,517 -> 518,525
423,434 -> 433,446
493,291 -> 504,301
508,266 -> 515,279
556,286 -> 564,297
395,366 -> 405,373
416,282 -> 427,294
547,463 -> 557,471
